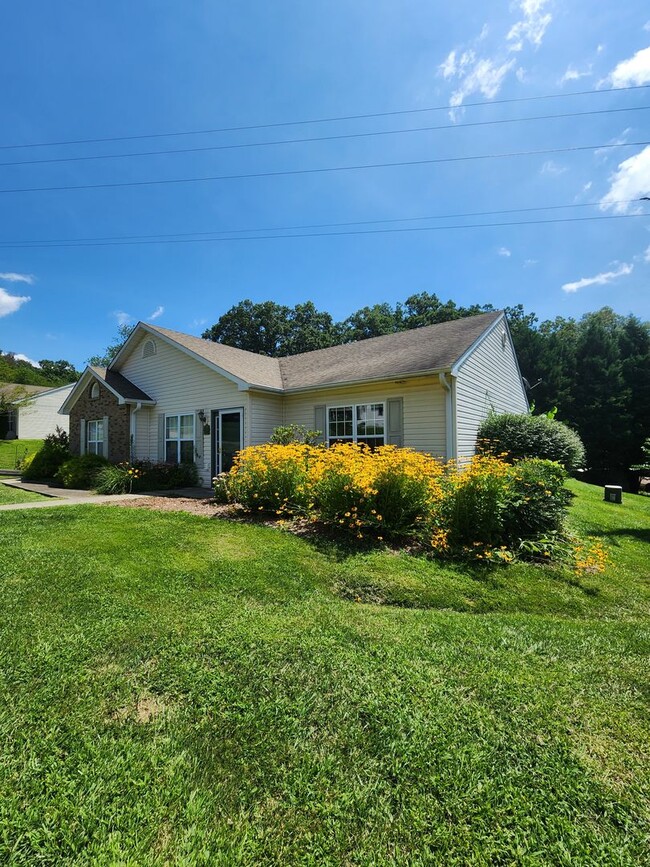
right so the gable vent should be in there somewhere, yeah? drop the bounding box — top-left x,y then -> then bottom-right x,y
142,339 -> 157,358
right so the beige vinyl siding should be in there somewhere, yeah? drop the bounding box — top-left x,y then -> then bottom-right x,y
119,332 -> 244,484
249,391 -> 284,445
17,385 -> 73,439
454,321 -> 528,459
283,377 -> 447,456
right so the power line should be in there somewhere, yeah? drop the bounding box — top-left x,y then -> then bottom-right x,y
2,84 -> 648,151
1,106 -> 647,168
0,214 -> 643,249
0,199 -> 639,247
1,140 -> 647,195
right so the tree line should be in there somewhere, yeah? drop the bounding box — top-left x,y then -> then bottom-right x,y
0,352 -> 79,387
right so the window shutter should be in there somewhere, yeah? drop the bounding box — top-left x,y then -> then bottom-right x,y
387,398 -> 403,446
158,413 -> 166,461
314,405 -> 326,444
79,418 -> 86,455
194,412 -> 203,463
103,416 -> 109,461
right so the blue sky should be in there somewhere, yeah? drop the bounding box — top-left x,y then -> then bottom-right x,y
1,0 -> 649,370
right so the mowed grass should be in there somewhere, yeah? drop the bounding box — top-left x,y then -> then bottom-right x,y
0,482 -> 47,505
0,438 -> 42,470
0,482 -> 648,865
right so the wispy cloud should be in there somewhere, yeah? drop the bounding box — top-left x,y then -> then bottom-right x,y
559,64 -> 592,85
524,259 -> 538,267
644,244 -> 650,263
439,1 -> 552,114
506,0 -> 553,52
540,159 -> 567,176
606,46 -> 650,87
14,353 -> 40,368
498,246 -> 512,257
0,287 -> 31,317
599,145 -> 650,213
147,305 -> 165,321
561,262 -> 633,293
113,310 -> 133,327
0,272 -> 34,285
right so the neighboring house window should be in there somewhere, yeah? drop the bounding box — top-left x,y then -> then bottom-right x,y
143,339 -> 156,358
165,414 -> 194,463
328,403 -> 385,448
90,382 -> 100,399
87,420 -> 104,456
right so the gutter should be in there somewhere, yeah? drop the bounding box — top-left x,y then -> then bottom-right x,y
438,372 -> 456,461
129,401 -> 142,462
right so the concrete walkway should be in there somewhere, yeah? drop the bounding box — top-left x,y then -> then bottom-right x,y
0,478 -> 214,511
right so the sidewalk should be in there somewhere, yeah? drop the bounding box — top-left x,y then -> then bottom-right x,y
0,478 -> 213,511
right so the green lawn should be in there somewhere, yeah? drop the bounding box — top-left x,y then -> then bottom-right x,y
0,482 -> 47,505
0,438 -> 42,470
0,481 -> 648,865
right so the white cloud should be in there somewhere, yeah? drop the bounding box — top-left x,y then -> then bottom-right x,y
559,64 -> 592,85
644,22 -> 650,33
148,305 -> 164,321
507,0 -> 553,52
439,50 -> 457,79
599,145 -> 650,212
498,246 -> 512,257
14,353 -> 40,368
644,245 -> 650,263
113,310 -> 133,326
0,287 -> 30,317
561,262 -> 633,293
524,259 -> 538,267
607,46 -> 650,87
0,272 -> 34,285
540,159 -> 567,176
450,58 -> 516,107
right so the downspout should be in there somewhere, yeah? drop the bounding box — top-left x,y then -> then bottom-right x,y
438,373 -> 455,462
130,402 -> 142,462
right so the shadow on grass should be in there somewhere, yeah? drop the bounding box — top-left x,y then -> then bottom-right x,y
587,527 -> 650,546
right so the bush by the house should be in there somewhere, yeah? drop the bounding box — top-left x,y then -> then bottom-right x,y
227,444 -> 312,514
55,453 -> 111,489
476,412 -> 586,470
269,424 -> 322,445
94,463 -> 143,494
21,427 -> 70,480
130,460 -> 198,491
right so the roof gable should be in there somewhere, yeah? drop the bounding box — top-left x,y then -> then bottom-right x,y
59,366 -> 155,414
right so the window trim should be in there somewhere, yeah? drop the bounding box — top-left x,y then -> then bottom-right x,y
165,412 -> 195,464
90,382 -> 100,400
87,419 -> 104,456
326,401 -> 386,447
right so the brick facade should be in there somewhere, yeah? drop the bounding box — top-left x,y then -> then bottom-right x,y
69,379 -> 131,462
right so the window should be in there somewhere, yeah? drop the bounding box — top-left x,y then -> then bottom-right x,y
143,339 -> 156,358
328,403 -> 385,448
87,420 -> 104,456
166,413 -> 195,463
90,382 -> 100,399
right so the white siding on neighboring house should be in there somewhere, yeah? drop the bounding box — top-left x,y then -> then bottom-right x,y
17,385 -> 74,439
454,320 -> 528,459
283,376 -> 447,456
119,332 -> 245,484
249,391 -> 284,445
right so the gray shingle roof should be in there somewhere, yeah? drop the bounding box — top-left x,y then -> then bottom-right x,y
91,367 -> 155,402
145,311 -> 502,392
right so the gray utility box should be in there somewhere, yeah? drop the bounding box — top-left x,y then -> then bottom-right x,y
604,485 -> 623,504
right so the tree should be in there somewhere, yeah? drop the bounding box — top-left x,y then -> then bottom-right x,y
340,303 -> 401,342
38,359 -> 80,383
87,324 -> 136,367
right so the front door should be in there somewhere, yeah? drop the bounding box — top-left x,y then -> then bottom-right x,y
213,408 -> 243,475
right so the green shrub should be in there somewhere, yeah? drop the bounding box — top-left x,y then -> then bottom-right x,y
54,453 -> 110,489
22,427 -> 70,480
477,412 -> 586,470
441,456 -> 512,549
130,460 -> 198,491
95,463 -> 136,495
503,459 -> 570,540
269,424 -> 322,445
228,444 -> 312,514
212,473 -> 231,504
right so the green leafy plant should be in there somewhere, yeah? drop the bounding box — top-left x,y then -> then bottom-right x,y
21,427 -> 71,480
269,424 -> 322,445
477,412 -> 586,470
55,453 -> 111,489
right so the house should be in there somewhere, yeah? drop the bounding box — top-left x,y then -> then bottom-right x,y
1,383 -> 73,440
60,310 -> 528,486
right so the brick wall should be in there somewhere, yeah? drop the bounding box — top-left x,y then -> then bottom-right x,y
69,380 -> 131,462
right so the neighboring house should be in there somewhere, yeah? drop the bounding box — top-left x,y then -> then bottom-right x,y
1,383 -> 73,439
60,311 -> 528,486
16,383 -> 74,439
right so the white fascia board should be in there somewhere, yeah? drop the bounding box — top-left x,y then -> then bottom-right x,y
450,311 -> 505,376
